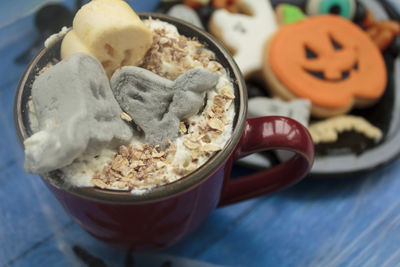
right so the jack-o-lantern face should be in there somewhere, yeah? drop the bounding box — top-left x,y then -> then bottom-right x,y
301,35 -> 358,82
265,15 -> 387,116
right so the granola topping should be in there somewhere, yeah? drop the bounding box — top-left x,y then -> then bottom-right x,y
207,118 -> 225,132
91,144 -> 170,190
140,19 -> 217,80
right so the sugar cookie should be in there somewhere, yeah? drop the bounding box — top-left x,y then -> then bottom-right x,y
209,0 -> 277,77
248,97 -> 311,127
263,15 -> 387,118
308,115 -> 382,144
362,10 -> 400,51
275,4 -> 306,25
306,0 -> 356,20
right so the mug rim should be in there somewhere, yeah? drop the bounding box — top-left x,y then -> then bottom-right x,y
14,12 -> 247,204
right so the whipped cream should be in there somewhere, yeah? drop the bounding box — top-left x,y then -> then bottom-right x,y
30,19 -> 236,193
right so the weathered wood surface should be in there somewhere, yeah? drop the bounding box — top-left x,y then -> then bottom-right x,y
1,1 -> 400,266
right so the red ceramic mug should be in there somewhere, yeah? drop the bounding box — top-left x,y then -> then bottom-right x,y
14,13 -> 314,251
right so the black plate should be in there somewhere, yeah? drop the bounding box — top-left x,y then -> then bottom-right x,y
245,0 -> 400,177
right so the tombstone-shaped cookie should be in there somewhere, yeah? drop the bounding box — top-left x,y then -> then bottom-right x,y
24,53 -> 133,174
111,66 -> 219,147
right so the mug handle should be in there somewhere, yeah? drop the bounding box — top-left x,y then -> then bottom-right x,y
218,116 -> 314,206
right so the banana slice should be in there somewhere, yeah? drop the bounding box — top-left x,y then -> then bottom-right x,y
61,0 -> 153,78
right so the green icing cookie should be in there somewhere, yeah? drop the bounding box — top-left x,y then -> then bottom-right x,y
281,4 -> 306,24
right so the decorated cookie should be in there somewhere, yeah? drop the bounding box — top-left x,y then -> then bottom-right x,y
209,0 -> 277,77
275,4 -> 306,25
308,115 -> 382,144
248,97 -> 311,127
306,0 -> 356,20
362,10 -> 400,51
111,67 -> 219,147
263,15 -> 387,118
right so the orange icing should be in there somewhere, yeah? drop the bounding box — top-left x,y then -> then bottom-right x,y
268,15 -> 387,109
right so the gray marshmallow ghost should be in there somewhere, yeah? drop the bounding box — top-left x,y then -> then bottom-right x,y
111,66 -> 219,147
24,53 -> 133,174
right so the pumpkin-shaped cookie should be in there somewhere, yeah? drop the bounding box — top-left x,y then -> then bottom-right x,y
263,15 -> 387,118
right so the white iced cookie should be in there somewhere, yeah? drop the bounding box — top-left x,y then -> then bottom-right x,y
61,0 -> 153,78
308,115 -> 382,144
248,97 -> 311,127
208,0 -> 277,77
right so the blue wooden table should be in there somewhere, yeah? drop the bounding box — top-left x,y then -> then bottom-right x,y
1,1 -> 400,266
